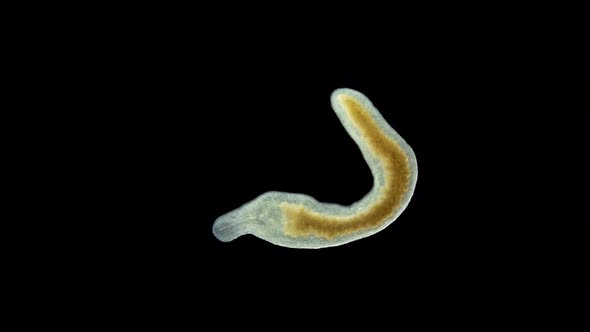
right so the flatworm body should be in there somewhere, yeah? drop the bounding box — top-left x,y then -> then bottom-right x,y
212,88 -> 418,249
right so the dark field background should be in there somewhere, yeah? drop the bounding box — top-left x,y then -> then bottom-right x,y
2,0 -> 589,327
1,80 -> 588,290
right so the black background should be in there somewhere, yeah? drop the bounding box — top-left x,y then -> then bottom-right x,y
1,80 -> 588,290
2,0 -> 590,327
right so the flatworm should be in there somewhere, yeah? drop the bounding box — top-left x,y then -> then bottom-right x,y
212,88 -> 418,249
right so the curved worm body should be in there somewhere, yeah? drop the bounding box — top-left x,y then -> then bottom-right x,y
212,88 -> 418,249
